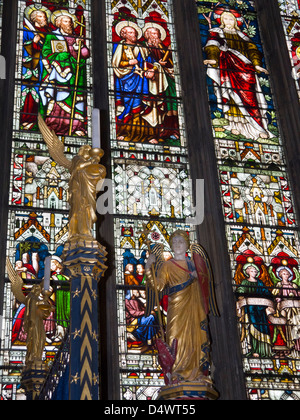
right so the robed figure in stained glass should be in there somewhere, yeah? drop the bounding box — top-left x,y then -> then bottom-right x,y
235,251 -> 274,358
39,10 -> 90,136
143,21 -> 179,141
125,289 -> 158,352
21,5 -> 52,130
112,21 -> 168,143
269,253 -> 300,358
145,230 -> 218,387
204,8 -> 274,141
50,256 -> 70,331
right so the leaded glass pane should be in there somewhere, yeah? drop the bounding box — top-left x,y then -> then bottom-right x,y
0,0 -> 93,400
15,1 -> 93,136
106,0 -> 183,149
1,209 -> 69,400
10,140 -> 71,209
219,170 -> 296,226
227,224 -> 300,399
112,156 -> 193,219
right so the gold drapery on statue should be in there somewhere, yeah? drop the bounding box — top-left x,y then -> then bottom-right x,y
67,146 -> 106,240
38,114 -> 106,242
6,258 -> 55,366
145,229 -> 219,399
23,286 -> 54,366
153,259 -> 209,383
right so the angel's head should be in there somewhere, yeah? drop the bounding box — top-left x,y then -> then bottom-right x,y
276,266 -> 293,283
51,256 -> 63,272
78,145 -> 92,160
243,263 -> 260,280
220,11 -> 239,31
169,230 -> 190,253
15,260 -> 23,269
30,284 -> 43,297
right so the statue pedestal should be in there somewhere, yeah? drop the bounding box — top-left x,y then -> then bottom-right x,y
21,362 -> 48,400
158,381 -> 219,400
63,238 -> 107,400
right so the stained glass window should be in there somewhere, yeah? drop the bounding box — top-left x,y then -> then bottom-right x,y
15,0 -> 93,135
0,0 -> 93,400
278,0 -> 300,99
0,0 -> 3,49
198,0 -> 300,400
105,0 -> 195,400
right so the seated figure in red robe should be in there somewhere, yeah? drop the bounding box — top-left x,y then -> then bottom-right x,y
204,9 -> 274,141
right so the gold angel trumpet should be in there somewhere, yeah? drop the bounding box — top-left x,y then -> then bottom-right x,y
38,114 -> 106,241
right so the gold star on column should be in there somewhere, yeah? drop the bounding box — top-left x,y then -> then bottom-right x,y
72,329 -> 81,339
72,288 -> 81,298
92,373 -> 99,386
71,373 -> 80,384
91,330 -> 98,341
91,289 -> 98,300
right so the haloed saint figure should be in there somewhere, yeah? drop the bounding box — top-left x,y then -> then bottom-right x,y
204,9 -> 274,141
21,5 -> 91,136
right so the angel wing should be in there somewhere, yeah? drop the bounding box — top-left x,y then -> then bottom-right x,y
145,243 -> 168,317
38,114 -> 72,171
292,267 -> 300,288
268,265 -> 281,286
191,243 -> 219,317
6,257 -> 26,304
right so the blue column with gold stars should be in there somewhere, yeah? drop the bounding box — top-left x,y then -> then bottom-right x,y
63,240 -> 107,400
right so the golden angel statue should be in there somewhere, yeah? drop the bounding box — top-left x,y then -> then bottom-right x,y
6,257 -> 55,367
145,229 -> 219,388
38,114 -> 106,241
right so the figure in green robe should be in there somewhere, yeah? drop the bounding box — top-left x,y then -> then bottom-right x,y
39,10 -> 90,136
